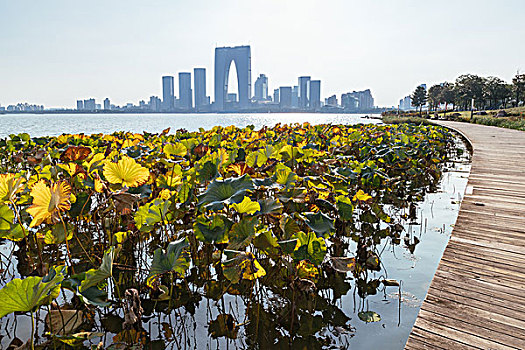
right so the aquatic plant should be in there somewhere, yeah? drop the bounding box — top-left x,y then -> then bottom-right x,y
0,123 -> 454,348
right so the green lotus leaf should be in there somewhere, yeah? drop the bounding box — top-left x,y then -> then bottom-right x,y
228,217 -> 258,250
336,195 -> 354,221
303,212 -> 335,236
194,214 -> 232,244
292,231 -> 327,265
256,198 -> 283,215
279,214 -> 301,240
148,237 -> 190,281
0,265 -> 65,318
198,174 -> 254,211
134,199 -> 171,231
79,247 -> 117,293
253,230 -> 280,256
0,204 -> 14,231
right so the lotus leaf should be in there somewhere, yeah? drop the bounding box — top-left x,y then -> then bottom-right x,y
0,266 -> 65,318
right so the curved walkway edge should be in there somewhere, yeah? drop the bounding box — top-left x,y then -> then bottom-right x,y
405,121 -> 525,350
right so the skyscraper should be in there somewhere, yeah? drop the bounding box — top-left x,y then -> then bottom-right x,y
309,80 -> 321,110
291,86 -> 299,108
76,100 -> 84,110
194,68 -> 207,110
83,98 -> 96,111
273,89 -> 280,104
179,72 -> 193,110
162,76 -> 175,112
298,76 -> 311,109
214,46 -> 251,111
341,89 -> 374,111
254,74 -> 268,101
149,96 -> 161,112
279,87 -> 292,108
103,98 -> 110,110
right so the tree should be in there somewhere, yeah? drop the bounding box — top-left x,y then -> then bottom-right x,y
428,84 -> 444,112
512,72 -> 525,107
454,74 -> 485,110
483,77 -> 511,109
440,82 -> 456,116
411,85 -> 427,117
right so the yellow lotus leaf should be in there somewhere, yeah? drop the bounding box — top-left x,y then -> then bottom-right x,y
103,156 -> 150,188
240,252 -> 266,281
230,196 -> 260,215
27,180 -> 72,227
353,190 -> 372,202
0,174 -> 25,203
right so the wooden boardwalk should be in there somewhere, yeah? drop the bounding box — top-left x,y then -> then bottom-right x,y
405,121 -> 525,350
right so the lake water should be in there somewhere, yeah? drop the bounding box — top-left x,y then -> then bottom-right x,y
0,113 -> 380,138
0,113 -> 470,349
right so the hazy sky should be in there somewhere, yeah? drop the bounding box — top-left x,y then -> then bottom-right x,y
1,0 -> 524,108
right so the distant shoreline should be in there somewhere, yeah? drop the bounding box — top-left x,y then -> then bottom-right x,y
0,109 -> 386,116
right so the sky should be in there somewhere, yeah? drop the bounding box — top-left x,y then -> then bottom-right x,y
1,0 -> 524,108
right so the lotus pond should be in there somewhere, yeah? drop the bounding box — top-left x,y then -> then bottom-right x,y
0,123 -> 469,349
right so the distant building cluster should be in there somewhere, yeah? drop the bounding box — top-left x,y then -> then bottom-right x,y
0,103 -> 44,112
3,45 -> 377,114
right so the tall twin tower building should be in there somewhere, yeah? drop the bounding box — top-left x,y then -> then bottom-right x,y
161,45 -> 321,112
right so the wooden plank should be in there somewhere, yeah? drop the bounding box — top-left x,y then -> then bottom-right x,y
405,121 -> 525,349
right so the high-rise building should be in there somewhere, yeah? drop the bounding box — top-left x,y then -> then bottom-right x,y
194,68 -> 207,110
325,95 -> 338,107
291,86 -> 299,108
83,98 -> 96,111
179,72 -> 193,110
76,100 -> 84,110
214,46 -> 251,111
162,76 -> 175,112
273,89 -> 280,104
103,98 -> 110,110
298,76 -> 311,109
309,80 -> 321,110
341,94 -> 359,110
254,74 -> 268,101
149,96 -> 161,112
399,96 -> 412,110
279,87 -> 292,108
341,89 -> 374,111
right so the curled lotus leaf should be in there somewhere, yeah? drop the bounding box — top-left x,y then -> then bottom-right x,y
27,180 -> 72,227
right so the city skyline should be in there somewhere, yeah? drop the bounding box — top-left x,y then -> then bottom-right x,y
70,45 -> 372,114
1,0 -> 524,108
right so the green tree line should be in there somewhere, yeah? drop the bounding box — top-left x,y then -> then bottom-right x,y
411,72 -> 525,113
